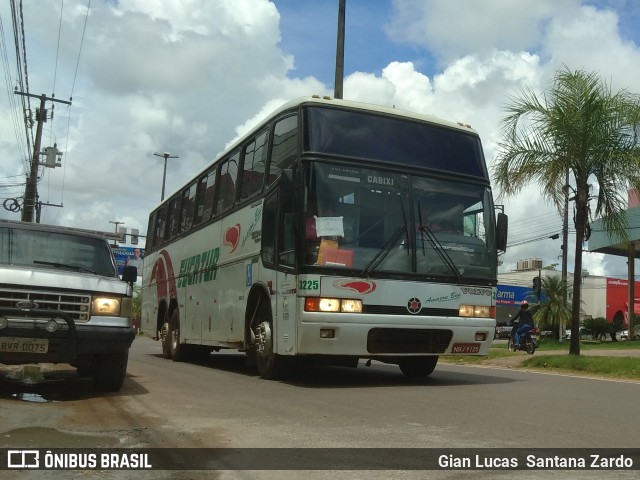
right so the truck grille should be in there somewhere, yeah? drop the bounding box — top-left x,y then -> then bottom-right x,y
0,286 -> 91,322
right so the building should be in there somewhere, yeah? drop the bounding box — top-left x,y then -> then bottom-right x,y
497,258 -> 635,327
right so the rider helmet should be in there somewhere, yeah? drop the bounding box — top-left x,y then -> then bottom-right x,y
521,300 -> 529,308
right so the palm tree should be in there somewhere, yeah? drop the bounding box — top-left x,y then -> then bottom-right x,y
532,275 -> 571,339
493,67 -> 640,355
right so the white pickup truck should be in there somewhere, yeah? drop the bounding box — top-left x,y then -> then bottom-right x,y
0,219 -> 137,391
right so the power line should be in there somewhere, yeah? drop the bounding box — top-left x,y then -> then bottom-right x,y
69,0 -> 91,99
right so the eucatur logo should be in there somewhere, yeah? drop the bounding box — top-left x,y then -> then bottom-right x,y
333,280 -> 377,294
224,224 -> 241,253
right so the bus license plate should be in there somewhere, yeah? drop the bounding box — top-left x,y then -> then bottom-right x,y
452,343 -> 480,354
0,338 -> 49,354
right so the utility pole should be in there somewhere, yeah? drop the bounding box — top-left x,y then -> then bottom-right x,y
334,0 -> 346,99
154,152 -> 179,201
14,92 -> 71,223
560,168 -> 570,341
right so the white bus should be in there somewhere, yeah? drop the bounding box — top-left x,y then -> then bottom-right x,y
140,96 -> 508,379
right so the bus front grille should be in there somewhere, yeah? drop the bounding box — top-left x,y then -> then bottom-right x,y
367,328 -> 452,354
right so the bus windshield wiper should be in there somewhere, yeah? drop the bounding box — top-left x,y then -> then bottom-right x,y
417,224 -> 463,283
360,224 -> 407,277
34,260 -> 96,274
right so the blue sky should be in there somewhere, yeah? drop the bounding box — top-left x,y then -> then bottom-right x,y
1,0 -> 640,278
276,0 -> 429,86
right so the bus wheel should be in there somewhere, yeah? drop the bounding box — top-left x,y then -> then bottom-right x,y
398,356 -> 438,378
254,315 -> 285,379
160,316 -> 171,359
169,309 -> 185,362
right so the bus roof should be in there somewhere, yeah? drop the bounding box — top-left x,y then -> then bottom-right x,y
162,96 -> 481,205
214,95 -> 480,171
277,95 -> 479,134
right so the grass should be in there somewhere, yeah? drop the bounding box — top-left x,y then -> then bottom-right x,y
492,338 -> 640,351
521,355 -> 640,380
445,339 -> 640,380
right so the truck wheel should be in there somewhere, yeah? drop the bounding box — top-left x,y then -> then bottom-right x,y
169,309 -> 186,362
398,356 -> 438,378
93,349 -> 129,392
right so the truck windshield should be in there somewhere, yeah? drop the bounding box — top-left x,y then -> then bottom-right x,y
0,227 -> 117,277
302,163 -> 497,282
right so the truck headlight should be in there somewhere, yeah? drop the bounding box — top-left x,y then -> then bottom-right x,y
91,297 -> 121,316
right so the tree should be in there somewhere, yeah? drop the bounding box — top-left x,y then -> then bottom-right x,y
532,275 -> 572,340
132,284 -> 141,324
493,67 -> 640,355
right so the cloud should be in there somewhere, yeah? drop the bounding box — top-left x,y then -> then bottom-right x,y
386,0 -> 578,62
0,0 -> 320,232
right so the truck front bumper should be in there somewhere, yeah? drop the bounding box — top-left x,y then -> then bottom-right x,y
0,308 -> 135,364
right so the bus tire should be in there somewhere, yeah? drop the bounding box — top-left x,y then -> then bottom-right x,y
160,315 -> 171,359
254,313 -> 286,379
169,309 -> 186,362
398,356 -> 438,378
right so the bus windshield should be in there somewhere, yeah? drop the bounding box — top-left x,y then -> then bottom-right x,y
304,106 -> 488,178
302,162 -> 497,281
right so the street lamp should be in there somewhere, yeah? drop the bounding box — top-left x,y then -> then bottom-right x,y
153,151 -> 179,201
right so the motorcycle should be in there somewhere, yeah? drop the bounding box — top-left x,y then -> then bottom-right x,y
507,327 -> 539,354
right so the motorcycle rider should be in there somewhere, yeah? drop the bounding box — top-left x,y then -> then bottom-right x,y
509,300 -> 535,348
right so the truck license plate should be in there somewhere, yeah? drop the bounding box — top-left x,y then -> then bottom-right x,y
0,338 -> 49,354
452,343 -> 481,354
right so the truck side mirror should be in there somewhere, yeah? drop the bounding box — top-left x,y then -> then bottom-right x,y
122,265 -> 137,286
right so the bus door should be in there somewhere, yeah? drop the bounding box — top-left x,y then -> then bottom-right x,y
262,181 -> 297,355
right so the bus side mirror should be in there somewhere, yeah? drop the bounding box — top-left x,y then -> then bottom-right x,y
122,265 -> 137,287
496,212 -> 508,252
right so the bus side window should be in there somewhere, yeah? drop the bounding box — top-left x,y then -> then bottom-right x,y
154,205 -> 168,247
217,153 -> 238,214
194,168 -> 216,226
180,182 -> 197,233
268,115 -> 297,187
145,211 -> 156,251
261,192 -> 278,266
165,196 -> 180,240
240,130 -> 268,201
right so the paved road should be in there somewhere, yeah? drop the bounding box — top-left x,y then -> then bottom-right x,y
1,335 -> 639,479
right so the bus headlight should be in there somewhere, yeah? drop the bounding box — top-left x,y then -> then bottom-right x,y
91,297 -> 121,316
459,305 -> 493,318
340,299 -> 363,313
304,298 -> 363,313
